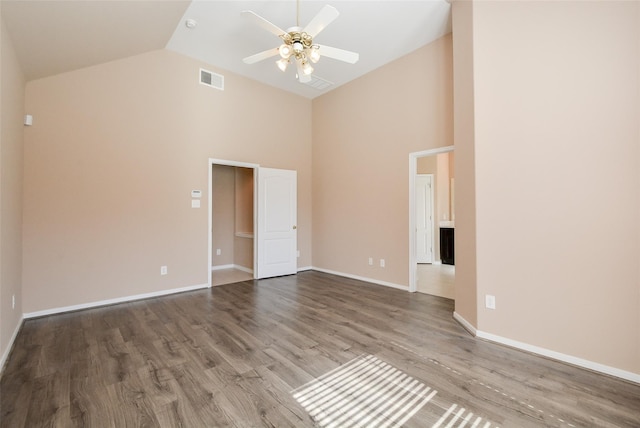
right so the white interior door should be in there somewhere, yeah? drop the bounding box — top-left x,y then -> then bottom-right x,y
416,174 -> 434,263
257,168 -> 297,279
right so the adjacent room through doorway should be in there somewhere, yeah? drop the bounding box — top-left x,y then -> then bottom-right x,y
409,147 -> 455,299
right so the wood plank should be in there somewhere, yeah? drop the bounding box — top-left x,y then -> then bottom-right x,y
1,271 -> 639,427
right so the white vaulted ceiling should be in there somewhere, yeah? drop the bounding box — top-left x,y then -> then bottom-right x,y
2,1 -> 451,99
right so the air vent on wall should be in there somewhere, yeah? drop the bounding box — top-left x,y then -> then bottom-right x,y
200,68 -> 224,90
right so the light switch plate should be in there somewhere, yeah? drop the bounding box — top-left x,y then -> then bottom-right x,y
485,295 -> 496,310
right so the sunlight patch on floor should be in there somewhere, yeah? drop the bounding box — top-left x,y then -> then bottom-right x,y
292,354 -> 437,428
433,404 -> 494,428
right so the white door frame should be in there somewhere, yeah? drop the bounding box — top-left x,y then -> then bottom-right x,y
408,146 -> 454,293
208,158 -> 259,288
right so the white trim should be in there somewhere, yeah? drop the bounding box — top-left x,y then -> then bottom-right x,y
211,264 -> 254,274
23,283 -> 209,319
234,265 -> 253,274
312,267 -> 409,291
476,330 -> 640,385
453,312 -> 639,384
252,167 -> 259,278
297,266 -> 313,272
453,311 -> 477,336
209,158 -> 259,169
409,146 -> 454,293
208,160 -> 213,287
0,315 -> 24,374
208,159 -> 259,288
211,264 -> 235,271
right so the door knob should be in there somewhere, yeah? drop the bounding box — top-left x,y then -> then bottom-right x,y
293,225 -> 297,230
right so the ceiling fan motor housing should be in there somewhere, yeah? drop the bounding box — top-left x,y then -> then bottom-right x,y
281,30 -> 317,62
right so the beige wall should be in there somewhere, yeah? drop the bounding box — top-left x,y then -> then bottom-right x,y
416,155 -> 436,175
0,15 -> 25,362
448,152 -> 455,219
471,1 -> 640,373
436,153 -> 451,224
234,167 -> 253,235
211,164 -> 235,267
234,167 -> 253,270
312,34 -> 454,286
451,0 -> 477,325
22,49 -> 312,313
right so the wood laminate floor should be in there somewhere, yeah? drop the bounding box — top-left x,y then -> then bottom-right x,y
416,264 -> 455,299
1,271 -> 639,427
211,268 -> 253,287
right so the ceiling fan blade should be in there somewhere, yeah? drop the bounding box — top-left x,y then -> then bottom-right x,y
316,45 -> 359,64
295,61 -> 312,83
241,10 -> 286,38
243,48 -> 280,64
303,5 -> 339,38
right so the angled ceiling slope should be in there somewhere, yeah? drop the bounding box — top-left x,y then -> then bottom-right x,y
1,0 -> 190,81
2,1 -> 451,99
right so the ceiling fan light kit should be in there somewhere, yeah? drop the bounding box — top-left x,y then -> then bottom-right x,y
277,30 -> 317,76
242,2 -> 359,83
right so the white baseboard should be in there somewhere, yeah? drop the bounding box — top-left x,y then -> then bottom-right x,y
297,266 -> 313,272
211,264 -> 234,271
23,283 -> 209,319
476,330 -> 640,385
452,312 -> 640,385
453,311 -> 477,336
211,264 -> 254,274
311,267 -> 409,291
234,265 -> 253,274
0,314 -> 24,374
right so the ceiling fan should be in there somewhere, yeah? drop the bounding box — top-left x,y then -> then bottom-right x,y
242,1 -> 359,83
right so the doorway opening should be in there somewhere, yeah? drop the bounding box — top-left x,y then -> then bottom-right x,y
409,146 -> 455,298
208,159 -> 258,288
208,160 -> 299,287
